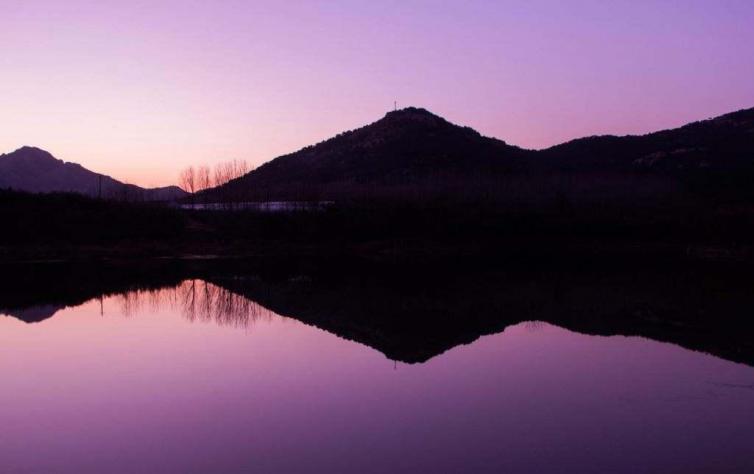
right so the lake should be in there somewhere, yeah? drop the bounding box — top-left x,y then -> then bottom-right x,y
177,201 -> 335,212
1,263 -> 753,473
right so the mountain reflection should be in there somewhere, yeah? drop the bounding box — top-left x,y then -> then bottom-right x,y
116,279 -> 276,328
2,260 -> 754,366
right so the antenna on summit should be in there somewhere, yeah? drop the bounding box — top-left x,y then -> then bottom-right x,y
394,100 -> 397,111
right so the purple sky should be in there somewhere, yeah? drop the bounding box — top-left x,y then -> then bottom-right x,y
2,0 -> 753,187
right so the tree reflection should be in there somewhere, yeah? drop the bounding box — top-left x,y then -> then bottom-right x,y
116,279 -> 275,328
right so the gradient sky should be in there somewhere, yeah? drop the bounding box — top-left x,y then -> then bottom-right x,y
2,0 -> 754,187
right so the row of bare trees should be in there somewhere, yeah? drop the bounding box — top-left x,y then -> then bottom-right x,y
179,159 -> 249,195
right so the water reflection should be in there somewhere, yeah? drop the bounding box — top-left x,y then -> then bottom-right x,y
2,262 -> 754,370
2,261 -> 754,474
1,289 -> 753,474
115,279 -> 275,328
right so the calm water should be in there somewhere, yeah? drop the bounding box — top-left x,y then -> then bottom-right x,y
178,201 -> 334,212
1,279 -> 754,473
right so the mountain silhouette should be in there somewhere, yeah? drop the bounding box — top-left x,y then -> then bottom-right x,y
215,107 -> 530,200
250,107 -> 525,180
0,304 -> 65,323
0,146 -> 186,200
540,107 -> 754,171
211,106 -> 754,201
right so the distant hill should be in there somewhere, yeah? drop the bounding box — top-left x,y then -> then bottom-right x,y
0,146 -> 186,201
210,106 -> 754,202
0,304 -> 64,323
539,107 -> 754,172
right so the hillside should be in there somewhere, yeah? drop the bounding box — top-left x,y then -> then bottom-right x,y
540,107 -> 754,172
216,107 -> 531,200
0,146 -> 186,201
211,106 -> 754,202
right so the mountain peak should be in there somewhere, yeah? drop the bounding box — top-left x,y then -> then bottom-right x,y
5,146 -> 57,162
214,105 -> 521,200
0,147 -> 187,200
382,107 -> 446,125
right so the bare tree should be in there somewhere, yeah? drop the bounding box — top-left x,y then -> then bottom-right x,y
179,166 -> 196,193
179,166 -> 196,207
212,159 -> 249,187
197,166 -> 211,192
197,165 -> 211,204
233,159 -> 248,179
213,164 -> 225,188
208,159 -> 249,207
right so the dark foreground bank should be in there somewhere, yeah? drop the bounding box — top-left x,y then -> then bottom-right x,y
3,189 -> 754,263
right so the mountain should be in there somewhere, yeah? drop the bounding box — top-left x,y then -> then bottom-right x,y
539,107 -> 754,172
0,146 -> 186,201
216,107 -> 531,200
212,106 -> 754,202
250,107 -> 527,181
0,305 -> 64,323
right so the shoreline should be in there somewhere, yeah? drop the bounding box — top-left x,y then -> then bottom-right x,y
1,240 -> 753,265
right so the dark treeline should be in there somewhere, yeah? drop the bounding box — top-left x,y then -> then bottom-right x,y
0,189 -> 185,246
4,183 -> 754,262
